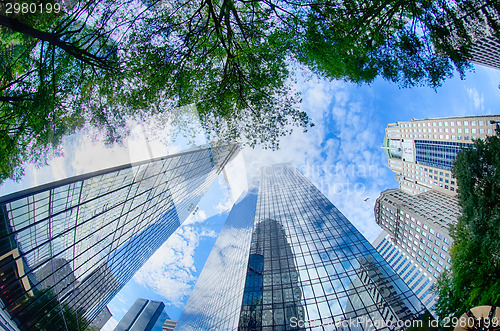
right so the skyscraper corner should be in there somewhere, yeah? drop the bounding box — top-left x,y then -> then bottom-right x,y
0,144 -> 239,331
177,164 -> 427,330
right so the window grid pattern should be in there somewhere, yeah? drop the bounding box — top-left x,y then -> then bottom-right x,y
242,165 -> 425,330
384,115 -> 500,196
178,164 -> 426,331
374,188 -> 457,281
373,234 -> 438,315
414,140 -> 470,171
0,144 -> 238,331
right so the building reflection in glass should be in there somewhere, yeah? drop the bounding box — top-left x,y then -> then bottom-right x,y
176,188 -> 258,330
343,255 -> 423,330
176,164 -> 427,331
0,144 -> 238,330
239,219 -> 304,330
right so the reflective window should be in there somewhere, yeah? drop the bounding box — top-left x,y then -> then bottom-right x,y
0,145 -> 238,330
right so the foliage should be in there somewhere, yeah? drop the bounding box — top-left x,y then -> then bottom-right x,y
297,0 -> 495,89
0,0 -> 122,183
2,0 -> 499,184
434,136 -> 500,318
107,0 -> 312,149
430,0 -> 500,70
0,0 -> 313,184
13,288 -> 90,331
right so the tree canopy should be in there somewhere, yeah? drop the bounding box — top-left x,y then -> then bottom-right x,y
1,0 -> 499,184
12,288 -> 91,331
434,135 -> 500,319
0,0 -> 122,182
298,0 -> 498,88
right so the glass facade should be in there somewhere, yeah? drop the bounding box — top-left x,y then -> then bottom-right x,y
176,188 -> 258,330
373,233 -> 437,314
414,140 -> 470,171
176,164 -> 426,330
239,218 -> 304,329
0,144 -> 238,331
115,298 -> 169,331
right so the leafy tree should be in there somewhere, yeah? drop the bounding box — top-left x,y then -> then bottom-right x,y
434,135 -> 500,318
297,0 -> 498,89
0,0 -> 314,184
2,0 -> 499,185
12,288 -> 91,331
0,0 -> 122,182
430,0 -> 500,70
110,0 -> 312,149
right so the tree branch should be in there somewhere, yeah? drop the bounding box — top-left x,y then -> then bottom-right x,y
0,15 -> 115,71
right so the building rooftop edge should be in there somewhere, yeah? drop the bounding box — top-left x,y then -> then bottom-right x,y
0,144 -> 239,204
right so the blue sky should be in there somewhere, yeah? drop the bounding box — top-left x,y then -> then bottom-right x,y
0,64 -> 499,329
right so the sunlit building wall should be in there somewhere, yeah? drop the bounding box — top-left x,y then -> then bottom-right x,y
115,298 -> 169,331
383,115 -> 500,196
176,164 -> 427,330
373,188 -> 461,314
467,35 -> 500,70
434,1 -> 500,71
0,144 -> 239,331
373,232 -> 437,315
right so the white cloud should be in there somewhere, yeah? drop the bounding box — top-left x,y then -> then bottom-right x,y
466,87 -> 484,111
213,185 -> 234,215
115,293 -> 127,305
181,225 -> 253,317
132,211 -> 216,307
222,151 -> 248,203
211,152 -> 249,214
0,114 -> 186,196
183,209 -> 208,226
240,76 -> 386,242
71,120 -> 183,176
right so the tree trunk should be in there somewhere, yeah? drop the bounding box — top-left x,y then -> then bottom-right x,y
0,15 -> 114,70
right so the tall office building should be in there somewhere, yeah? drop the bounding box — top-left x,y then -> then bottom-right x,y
115,298 -> 169,331
377,115 -> 494,314
383,115 -> 500,196
460,2 -> 500,71
467,35 -> 500,70
372,232 -> 436,314
176,164 -> 426,330
0,144 -> 239,331
373,188 -> 461,313
162,318 -> 177,331
432,1 -> 500,70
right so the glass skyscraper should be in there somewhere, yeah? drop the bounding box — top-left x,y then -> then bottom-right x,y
0,144 -> 238,331
176,164 -> 426,330
373,232 -> 437,315
115,298 -> 169,331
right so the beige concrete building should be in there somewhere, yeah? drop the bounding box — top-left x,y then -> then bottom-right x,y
376,114 -> 499,314
375,189 -> 460,278
468,35 -> 500,71
383,115 -> 500,196
373,189 -> 461,313
432,1 -> 500,71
